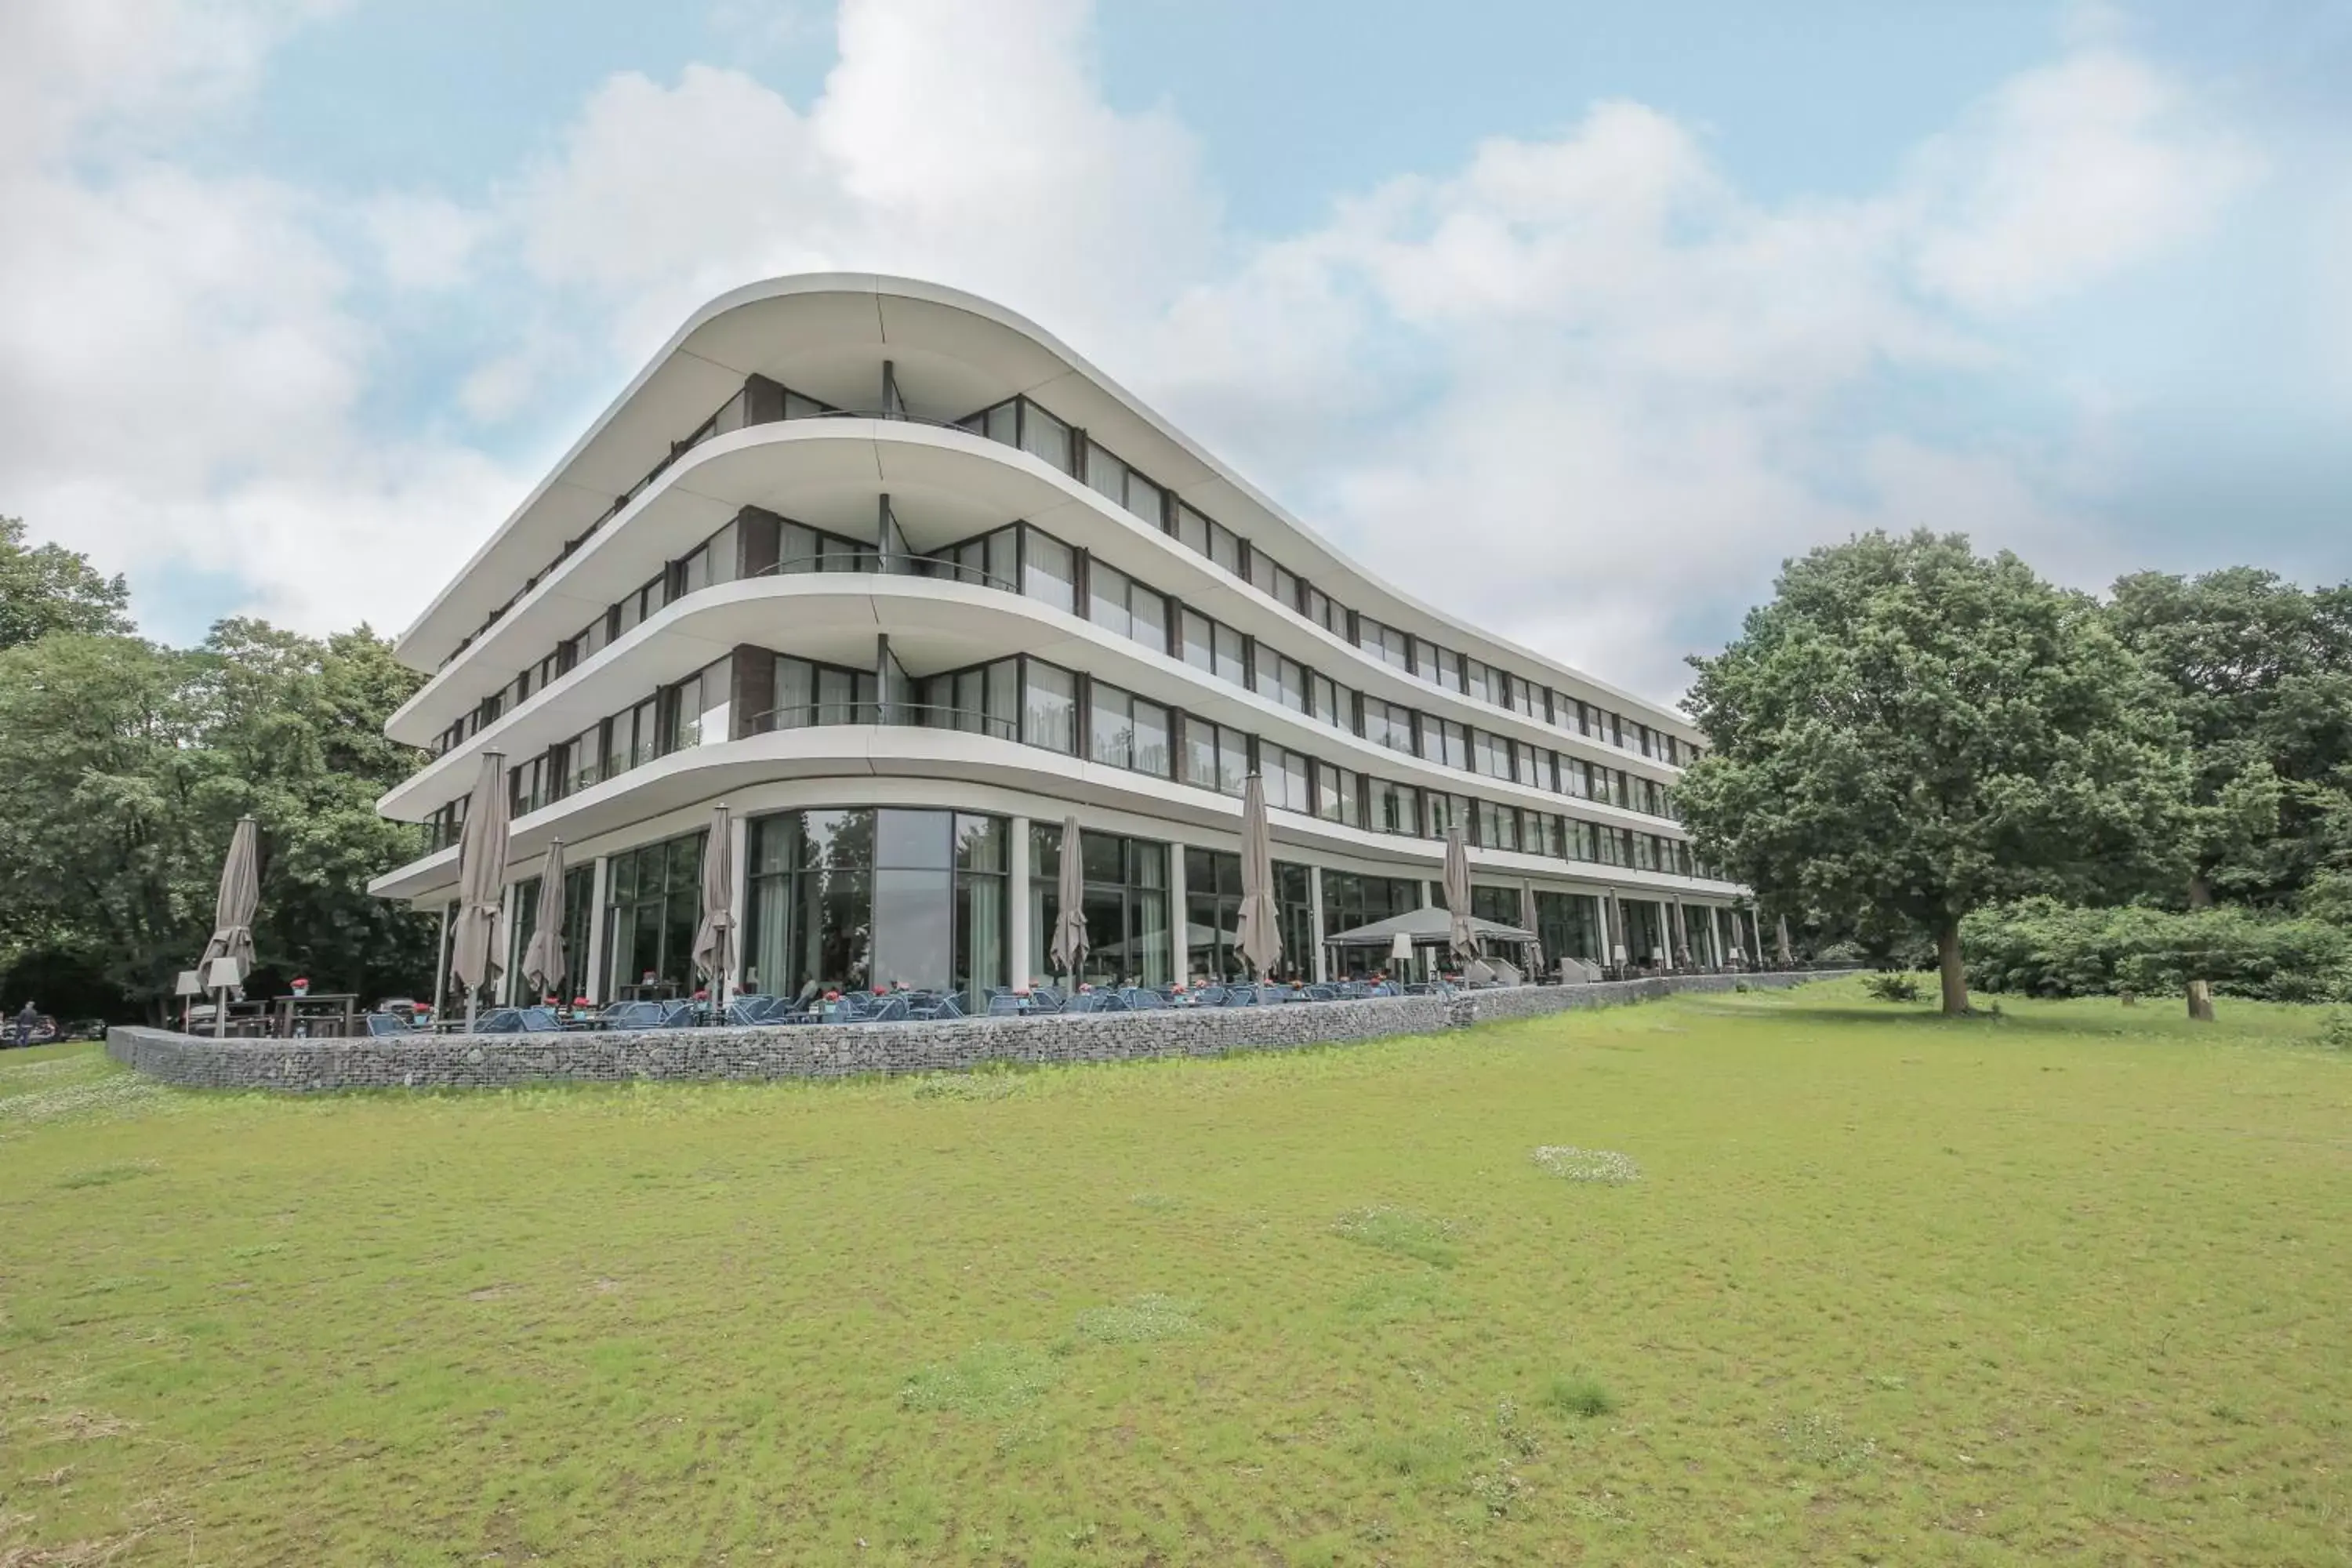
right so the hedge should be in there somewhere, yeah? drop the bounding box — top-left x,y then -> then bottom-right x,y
1962,898 -> 2352,1004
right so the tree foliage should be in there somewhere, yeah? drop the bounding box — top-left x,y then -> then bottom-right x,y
2106,567 -> 2352,907
0,515 -> 131,651
1675,531 -> 2189,1013
0,524 -> 437,1019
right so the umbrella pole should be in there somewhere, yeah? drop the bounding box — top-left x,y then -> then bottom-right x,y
465,990 -> 477,1034
213,984 -> 226,1040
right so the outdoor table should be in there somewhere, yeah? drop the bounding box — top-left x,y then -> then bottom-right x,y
273,993 -> 359,1038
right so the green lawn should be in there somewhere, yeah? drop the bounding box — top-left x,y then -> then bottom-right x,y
3,981 -> 2349,1566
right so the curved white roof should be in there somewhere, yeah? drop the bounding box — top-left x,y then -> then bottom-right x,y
397,273 -> 1696,739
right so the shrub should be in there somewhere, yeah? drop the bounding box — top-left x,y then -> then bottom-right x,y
1861,971 -> 1922,1003
2318,1011 -> 2352,1051
1963,898 -> 2352,1003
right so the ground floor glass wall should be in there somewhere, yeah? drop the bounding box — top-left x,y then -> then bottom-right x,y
604,830 -> 709,999
744,808 -> 1007,1007
1319,871 -> 1424,981
1182,851 -> 1313,982
1030,823 -> 1168,988
1534,891 -> 1605,967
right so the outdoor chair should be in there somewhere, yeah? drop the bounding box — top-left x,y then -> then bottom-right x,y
517,1006 -> 562,1033
1116,987 -> 1167,1010
1304,985 -> 1338,1002
363,1011 -> 416,1037
473,1007 -> 524,1033
864,996 -> 911,1022
985,993 -> 1023,1016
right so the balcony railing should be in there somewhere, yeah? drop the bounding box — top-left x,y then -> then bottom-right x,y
739,701 -> 1018,745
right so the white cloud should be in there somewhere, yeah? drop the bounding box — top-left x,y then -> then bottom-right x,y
1905,46 -> 2262,314
0,0 -> 2271,696
361,192 -> 487,292
0,0 -> 524,641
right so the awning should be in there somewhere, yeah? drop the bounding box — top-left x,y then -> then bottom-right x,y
1323,907 -> 1537,947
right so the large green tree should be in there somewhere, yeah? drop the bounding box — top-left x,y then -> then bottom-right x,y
2106,567 -> 2352,909
1675,531 -> 2189,1014
0,515 -> 131,650
0,532 -> 437,1018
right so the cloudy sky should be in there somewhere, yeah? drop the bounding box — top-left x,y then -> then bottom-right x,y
2,0 -> 2346,699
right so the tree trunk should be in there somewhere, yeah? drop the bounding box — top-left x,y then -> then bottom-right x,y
2187,873 -> 2213,1019
1936,917 -> 1969,1016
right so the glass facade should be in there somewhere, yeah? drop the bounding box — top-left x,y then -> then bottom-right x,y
1183,850 -> 1312,982
744,808 -> 1007,1007
604,829 -> 709,999
1030,822 -> 1169,989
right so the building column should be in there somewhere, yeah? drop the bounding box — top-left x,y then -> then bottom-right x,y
430,899 -> 450,1022
1710,905 -> 1726,971
584,855 -> 611,1004
498,882 -> 519,1004
1166,837 -> 1189,984
1671,899 -> 1690,971
1605,890 -> 1627,967
1007,815 -> 1032,990
727,810 -> 750,997
1309,866 -> 1329,984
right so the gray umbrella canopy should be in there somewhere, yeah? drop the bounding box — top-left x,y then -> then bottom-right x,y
448,752 -> 510,1019
1047,815 -> 1089,980
1233,774 -> 1283,982
521,838 -> 568,997
1443,828 -> 1476,964
199,815 -> 260,1037
692,804 -> 735,1004
1519,883 -> 1545,977
199,815 -> 260,981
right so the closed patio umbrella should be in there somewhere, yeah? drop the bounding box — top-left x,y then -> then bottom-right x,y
1047,815 -> 1089,985
521,838 -> 567,998
1234,774 -> 1283,982
1443,828 -> 1476,967
1777,914 -> 1795,969
198,815 -> 260,1039
691,804 -> 735,1016
448,751 -> 510,1033
1519,883 -> 1545,980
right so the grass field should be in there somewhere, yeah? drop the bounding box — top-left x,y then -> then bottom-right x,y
3,979 -> 2349,1566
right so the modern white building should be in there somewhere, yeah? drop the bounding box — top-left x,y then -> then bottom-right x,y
370,275 -> 1753,1009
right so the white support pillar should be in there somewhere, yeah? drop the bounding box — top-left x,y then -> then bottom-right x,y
584,855 -> 611,1004
1007,815 -> 1032,991
727,810 -> 750,998
497,882 -> 519,1004
1165,836 -> 1189,985
1710,905 -> 1726,971
1309,866 -> 1329,984
430,899 -> 450,1022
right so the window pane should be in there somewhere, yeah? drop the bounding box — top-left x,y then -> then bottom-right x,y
1181,609 -> 1214,673
1023,529 -> 1074,615
1022,401 -> 1072,474
1181,715 -> 1216,789
1130,586 -> 1166,652
1085,441 -> 1127,507
1132,699 -> 1170,778
1025,660 -> 1076,753
1088,560 -> 1131,639
1215,726 -> 1248,796
1090,684 -> 1132,768
1214,623 -> 1245,685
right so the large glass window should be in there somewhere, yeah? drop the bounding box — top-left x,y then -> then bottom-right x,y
917,657 -> 1021,741
1473,731 -> 1514,781
1179,608 -> 1247,688
1089,681 -> 1172,778
1256,649 -> 1308,714
1087,559 -> 1168,652
1023,528 -> 1076,615
1320,871 -> 1422,978
1023,659 -> 1077,754
930,524 -> 1018,593
1179,716 -> 1250,797
1421,717 -> 1468,771
1182,851 -> 1309,984
1265,746 -> 1312,813
1175,504 -> 1242,575
1357,616 -> 1410,671
1029,822 -> 1169,988
1368,777 -> 1421,837
754,655 -> 877,733
604,829 -> 708,999
1535,890 -> 1604,966
1363,697 -> 1415,756
743,808 -> 1007,1007
1316,761 -> 1362,828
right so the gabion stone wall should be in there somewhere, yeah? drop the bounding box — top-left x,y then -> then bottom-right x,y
107,971 -> 1846,1094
